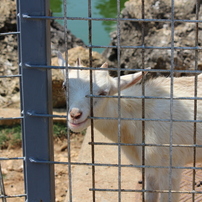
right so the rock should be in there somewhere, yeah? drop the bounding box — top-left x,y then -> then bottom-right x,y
60,143 -> 68,152
51,46 -> 107,67
0,0 -> 16,32
103,0 -> 202,77
1,168 -> 8,175
50,20 -> 86,57
16,165 -> 23,172
0,0 -> 18,75
124,0 -> 198,20
0,0 -> 19,107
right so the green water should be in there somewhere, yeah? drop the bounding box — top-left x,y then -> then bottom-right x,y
50,0 -> 127,53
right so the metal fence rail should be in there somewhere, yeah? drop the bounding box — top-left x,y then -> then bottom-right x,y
0,0 -> 202,201
1,0 -> 55,201
17,0 -> 55,201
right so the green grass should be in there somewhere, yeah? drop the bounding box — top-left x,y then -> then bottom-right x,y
0,125 -> 21,149
53,122 -> 68,139
0,123 -> 85,149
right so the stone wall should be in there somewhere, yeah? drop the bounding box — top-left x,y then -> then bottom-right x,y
103,0 -> 202,77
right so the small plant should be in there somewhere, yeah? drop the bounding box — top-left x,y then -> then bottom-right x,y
53,122 -> 86,139
0,123 -> 85,149
0,133 -> 9,149
53,122 -> 68,139
0,125 -> 22,149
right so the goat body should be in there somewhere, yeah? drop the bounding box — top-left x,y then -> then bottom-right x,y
59,55 -> 202,202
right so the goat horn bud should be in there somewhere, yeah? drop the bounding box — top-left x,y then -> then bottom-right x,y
101,62 -> 108,68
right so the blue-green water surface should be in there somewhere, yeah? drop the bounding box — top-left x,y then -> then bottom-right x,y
50,0 -> 127,53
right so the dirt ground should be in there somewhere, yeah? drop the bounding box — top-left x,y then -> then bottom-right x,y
0,134 -> 84,202
2,131 -> 202,202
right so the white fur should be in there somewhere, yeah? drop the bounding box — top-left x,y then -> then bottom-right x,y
59,55 -> 202,202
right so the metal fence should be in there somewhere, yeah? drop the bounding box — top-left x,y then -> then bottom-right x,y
1,0 -> 54,201
0,0 -> 202,201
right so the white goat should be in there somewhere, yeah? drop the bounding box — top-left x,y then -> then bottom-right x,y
58,55 -> 202,202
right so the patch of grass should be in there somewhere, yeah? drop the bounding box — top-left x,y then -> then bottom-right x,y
0,125 -> 22,149
53,122 -> 68,139
0,123 -> 86,149
53,122 -> 86,139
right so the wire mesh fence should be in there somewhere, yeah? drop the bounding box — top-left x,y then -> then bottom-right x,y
1,0 -> 202,201
0,0 -> 25,200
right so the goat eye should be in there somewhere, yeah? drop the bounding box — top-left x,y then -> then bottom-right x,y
62,83 -> 66,90
98,91 -> 107,96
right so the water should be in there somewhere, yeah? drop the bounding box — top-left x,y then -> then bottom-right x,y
50,0 -> 127,53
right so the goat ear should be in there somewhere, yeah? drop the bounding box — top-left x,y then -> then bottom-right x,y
57,51 -> 66,66
75,58 -> 81,67
57,52 -> 67,82
61,69 -> 66,83
110,69 -> 149,95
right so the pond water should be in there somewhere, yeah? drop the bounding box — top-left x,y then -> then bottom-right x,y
50,0 -> 127,53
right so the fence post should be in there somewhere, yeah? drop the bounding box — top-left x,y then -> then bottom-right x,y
17,0 -> 55,201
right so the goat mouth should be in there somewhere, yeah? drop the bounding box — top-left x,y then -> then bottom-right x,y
69,118 -> 88,127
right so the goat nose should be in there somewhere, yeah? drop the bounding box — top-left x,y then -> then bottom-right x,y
70,109 -> 82,119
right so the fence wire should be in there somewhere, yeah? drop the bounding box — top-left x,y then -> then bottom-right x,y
57,0 -> 202,202
1,0 -> 54,201
0,9 -> 25,202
